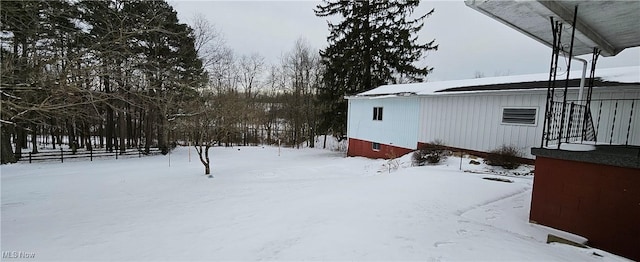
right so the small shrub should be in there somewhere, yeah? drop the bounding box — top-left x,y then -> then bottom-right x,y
385,150 -> 400,173
485,145 -> 522,169
412,140 -> 449,166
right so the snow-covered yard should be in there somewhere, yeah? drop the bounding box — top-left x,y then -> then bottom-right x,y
1,146 -> 626,261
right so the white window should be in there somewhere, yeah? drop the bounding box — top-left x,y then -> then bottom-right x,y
373,107 -> 383,121
502,107 -> 537,125
372,142 -> 381,151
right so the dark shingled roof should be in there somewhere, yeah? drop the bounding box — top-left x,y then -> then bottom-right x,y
437,78 -> 640,93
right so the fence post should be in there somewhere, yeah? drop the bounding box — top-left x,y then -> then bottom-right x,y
115,150 -> 118,160
29,152 -> 32,163
90,149 -> 93,161
60,148 -> 64,163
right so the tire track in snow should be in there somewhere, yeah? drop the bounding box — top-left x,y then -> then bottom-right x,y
457,189 -> 542,243
432,188 -> 534,249
453,186 -> 530,216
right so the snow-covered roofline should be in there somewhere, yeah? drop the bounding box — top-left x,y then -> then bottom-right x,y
352,66 -> 639,98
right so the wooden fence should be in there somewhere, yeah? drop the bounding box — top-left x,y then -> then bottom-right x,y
19,148 -> 162,163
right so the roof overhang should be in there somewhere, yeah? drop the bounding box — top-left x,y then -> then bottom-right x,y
465,0 -> 640,57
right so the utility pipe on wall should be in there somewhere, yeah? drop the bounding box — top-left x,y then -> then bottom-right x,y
563,55 -> 588,102
574,57 -> 587,102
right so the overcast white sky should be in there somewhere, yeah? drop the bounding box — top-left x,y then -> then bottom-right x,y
169,1 -> 640,81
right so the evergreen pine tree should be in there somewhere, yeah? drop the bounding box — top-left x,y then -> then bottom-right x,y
315,0 -> 437,137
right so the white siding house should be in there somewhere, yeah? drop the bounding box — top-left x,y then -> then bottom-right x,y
347,96 -> 420,151
418,91 -> 547,158
346,66 -> 640,159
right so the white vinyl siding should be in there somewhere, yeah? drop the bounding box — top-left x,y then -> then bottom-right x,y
348,86 -> 640,160
418,92 -> 547,159
588,89 -> 640,145
347,96 -> 420,150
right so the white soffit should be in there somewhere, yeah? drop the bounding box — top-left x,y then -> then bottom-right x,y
465,0 -> 640,57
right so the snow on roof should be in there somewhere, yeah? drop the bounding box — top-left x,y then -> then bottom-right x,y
355,66 -> 639,97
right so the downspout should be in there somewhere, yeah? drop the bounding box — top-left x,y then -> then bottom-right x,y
562,55 -> 588,102
574,57 -> 587,103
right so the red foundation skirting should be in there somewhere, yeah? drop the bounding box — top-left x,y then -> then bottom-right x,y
347,138 -> 413,159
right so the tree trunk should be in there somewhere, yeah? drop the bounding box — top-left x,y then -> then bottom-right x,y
144,109 -> 153,154
104,76 -> 114,152
84,123 -> 92,151
79,122 -> 85,149
196,145 -> 211,175
41,124 -> 47,146
158,115 -> 168,155
119,111 -> 126,154
99,123 -> 104,149
323,134 -> 327,149
19,124 -> 27,149
309,127 -> 315,148
136,108 -> 143,148
51,118 -> 57,149
204,145 -> 211,175
57,131 -> 62,148
14,125 -> 23,160
31,123 -> 38,154
51,128 -> 56,149
266,123 -> 272,144
1,126 -> 16,164
127,105 -> 133,148
67,120 -> 77,153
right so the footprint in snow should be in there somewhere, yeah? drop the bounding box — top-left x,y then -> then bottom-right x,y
433,241 -> 455,247
261,172 -> 278,178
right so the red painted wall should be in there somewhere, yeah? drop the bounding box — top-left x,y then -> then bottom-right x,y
530,156 -> 640,261
347,138 -> 413,159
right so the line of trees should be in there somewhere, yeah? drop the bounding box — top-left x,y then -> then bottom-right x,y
1,0 -> 437,172
1,0 -> 206,164
0,0 -> 325,166
180,18 -> 325,174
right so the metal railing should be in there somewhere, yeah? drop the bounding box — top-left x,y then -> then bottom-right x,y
543,98 -> 639,147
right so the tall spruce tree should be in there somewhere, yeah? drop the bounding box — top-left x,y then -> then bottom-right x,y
315,0 -> 437,137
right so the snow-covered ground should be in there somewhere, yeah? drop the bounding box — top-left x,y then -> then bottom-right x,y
1,146 -> 627,261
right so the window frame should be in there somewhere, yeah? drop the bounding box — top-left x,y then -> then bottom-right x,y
501,107 -> 538,126
372,142 -> 381,151
373,107 -> 383,121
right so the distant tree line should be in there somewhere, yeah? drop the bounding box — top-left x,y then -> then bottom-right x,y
0,0 -> 325,166
1,0 -> 436,169
1,0 -> 206,164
